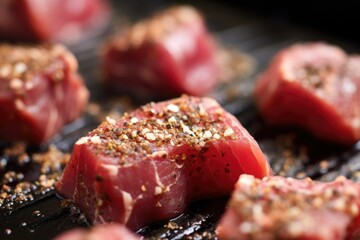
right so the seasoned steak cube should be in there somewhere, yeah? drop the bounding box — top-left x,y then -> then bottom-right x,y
0,44 -> 89,144
217,175 -> 360,240
255,42 -> 360,145
56,95 -> 271,230
102,6 -> 220,99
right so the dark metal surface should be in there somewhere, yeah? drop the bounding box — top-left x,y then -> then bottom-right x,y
1,0 -> 360,239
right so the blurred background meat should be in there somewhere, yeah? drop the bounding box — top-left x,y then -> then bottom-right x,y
102,6 -> 220,100
0,44 -> 89,144
0,0 -> 110,43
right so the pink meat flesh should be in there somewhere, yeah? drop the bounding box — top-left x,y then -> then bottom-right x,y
53,224 -> 139,240
0,0 -> 109,42
56,95 -> 271,230
255,42 -> 360,145
102,6 -> 220,99
217,175 -> 360,240
0,44 -> 89,144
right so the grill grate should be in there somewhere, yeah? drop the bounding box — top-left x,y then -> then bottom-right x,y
1,1 -> 360,239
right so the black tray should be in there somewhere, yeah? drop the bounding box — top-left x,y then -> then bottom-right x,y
1,0 -> 360,239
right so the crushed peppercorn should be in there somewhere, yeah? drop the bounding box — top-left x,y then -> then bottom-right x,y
78,96 -> 237,166
0,144 -> 70,210
0,44 -> 77,90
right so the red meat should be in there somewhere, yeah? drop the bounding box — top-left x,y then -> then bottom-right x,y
102,6 -> 220,99
56,95 -> 271,230
0,0 -> 109,42
54,224 -> 139,240
255,42 -> 360,145
216,175 -> 360,240
0,44 -> 89,144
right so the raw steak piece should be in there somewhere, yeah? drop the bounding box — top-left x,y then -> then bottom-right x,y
56,95 -> 271,230
0,0 -> 109,42
255,42 -> 360,145
102,6 -> 220,99
0,44 -> 89,144
217,175 -> 360,240
54,224 -> 139,240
